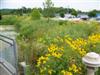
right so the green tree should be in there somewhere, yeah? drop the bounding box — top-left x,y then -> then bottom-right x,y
88,10 -> 96,17
43,0 -> 54,22
60,12 -> 65,18
71,10 -> 77,16
31,9 -> 41,20
38,8 -> 43,13
0,15 -> 1,20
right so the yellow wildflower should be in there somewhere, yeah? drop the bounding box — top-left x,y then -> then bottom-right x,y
61,70 -> 73,75
48,44 -> 58,52
65,71 -> 73,75
48,69 -> 53,75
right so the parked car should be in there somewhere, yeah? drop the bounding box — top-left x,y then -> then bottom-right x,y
77,14 -> 89,20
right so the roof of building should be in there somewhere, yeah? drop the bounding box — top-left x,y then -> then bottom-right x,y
96,13 -> 100,17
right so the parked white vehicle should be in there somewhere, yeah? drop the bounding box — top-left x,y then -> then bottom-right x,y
77,14 -> 89,20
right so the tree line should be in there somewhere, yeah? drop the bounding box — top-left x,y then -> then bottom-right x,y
0,0 -> 100,18
0,7 -> 99,16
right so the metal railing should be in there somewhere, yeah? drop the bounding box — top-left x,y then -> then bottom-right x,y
0,34 -> 18,75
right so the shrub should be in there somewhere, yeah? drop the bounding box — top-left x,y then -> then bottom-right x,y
0,15 -> 19,25
16,18 -> 100,75
60,12 -> 65,18
31,9 -> 41,20
59,21 -> 67,25
0,14 -> 2,20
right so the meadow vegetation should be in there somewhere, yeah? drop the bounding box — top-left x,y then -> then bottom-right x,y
0,15 -> 100,75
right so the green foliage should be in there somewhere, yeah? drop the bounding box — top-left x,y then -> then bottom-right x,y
16,17 -> 100,75
43,0 -> 54,9
17,19 -> 59,65
0,15 -> 19,25
43,0 -> 54,22
89,10 -> 100,17
0,14 -> 2,20
25,65 -> 32,75
97,68 -> 100,75
0,9 -> 14,15
43,8 -> 55,17
88,10 -> 97,17
21,7 -> 27,14
59,21 -> 66,25
71,10 -> 77,16
0,7 -> 100,17
31,9 -> 41,20
60,12 -> 65,18
65,22 -> 97,38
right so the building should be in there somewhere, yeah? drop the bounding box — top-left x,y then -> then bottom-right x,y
77,14 -> 89,20
65,13 -> 75,19
96,13 -> 100,20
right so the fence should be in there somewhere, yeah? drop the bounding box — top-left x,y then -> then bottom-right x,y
0,33 -> 18,75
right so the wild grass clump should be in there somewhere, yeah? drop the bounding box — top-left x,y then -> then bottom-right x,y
0,15 -> 19,25
31,9 -> 41,20
16,17 -> 100,75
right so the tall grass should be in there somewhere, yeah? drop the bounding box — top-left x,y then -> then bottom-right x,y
1,15 -> 100,74
0,15 -> 18,25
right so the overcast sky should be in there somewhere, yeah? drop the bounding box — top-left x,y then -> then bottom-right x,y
0,0 -> 100,11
